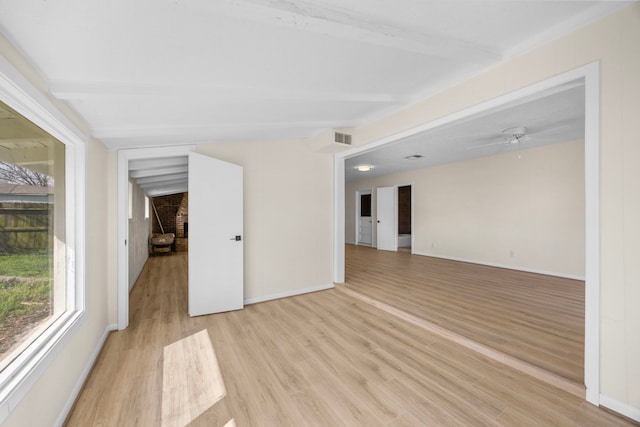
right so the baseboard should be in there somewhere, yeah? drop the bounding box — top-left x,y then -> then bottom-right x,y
129,255 -> 149,293
244,283 -> 334,305
54,323 -> 117,427
600,394 -> 640,423
411,251 -> 585,281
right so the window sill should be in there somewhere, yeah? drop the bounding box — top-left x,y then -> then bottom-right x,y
0,309 -> 85,424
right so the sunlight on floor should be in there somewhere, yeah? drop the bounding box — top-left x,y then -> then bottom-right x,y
162,329 -> 232,427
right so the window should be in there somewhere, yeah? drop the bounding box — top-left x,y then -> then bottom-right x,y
144,196 -> 149,219
0,60 -> 85,422
0,118 -> 65,373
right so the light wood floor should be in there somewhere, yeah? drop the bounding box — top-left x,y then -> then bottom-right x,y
64,252 -> 634,426
345,244 -> 585,385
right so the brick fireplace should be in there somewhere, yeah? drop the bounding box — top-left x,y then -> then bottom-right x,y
175,193 -> 188,251
151,192 -> 188,252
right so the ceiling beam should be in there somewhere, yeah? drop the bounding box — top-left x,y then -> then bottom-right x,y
92,121 -> 357,139
221,0 -> 501,64
146,185 -> 189,197
134,172 -> 188,185
48,80 -> 408,104
129,157 -> 188,171
139,178 -> 188,190
0,145 -> 52,165
129,165 -> 188,179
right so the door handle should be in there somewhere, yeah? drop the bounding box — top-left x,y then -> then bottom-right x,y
230,235 -> 242,241
377,220 -> 380,223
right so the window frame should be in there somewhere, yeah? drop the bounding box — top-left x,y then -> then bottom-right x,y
0,56 -> 86,423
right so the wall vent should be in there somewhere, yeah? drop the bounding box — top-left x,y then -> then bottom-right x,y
334,131 -> 352,145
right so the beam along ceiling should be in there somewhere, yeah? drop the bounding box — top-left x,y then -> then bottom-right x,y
0,1 -> 631,151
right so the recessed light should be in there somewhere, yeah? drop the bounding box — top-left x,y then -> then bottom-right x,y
355,164 -> 373,172
405,154 -> 423,160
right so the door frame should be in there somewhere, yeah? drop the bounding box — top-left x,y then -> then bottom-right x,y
355,189 -> 372,245
117,145 -> 195,330
333,62 -> 600,404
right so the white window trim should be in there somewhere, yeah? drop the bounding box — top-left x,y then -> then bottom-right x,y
0,56 -> 87,423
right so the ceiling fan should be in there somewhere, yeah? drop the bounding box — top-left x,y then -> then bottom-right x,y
467,122 -> 575,150
467,126 -> 531,150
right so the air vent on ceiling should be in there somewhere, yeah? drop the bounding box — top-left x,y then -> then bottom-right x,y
334,131 -> 352,145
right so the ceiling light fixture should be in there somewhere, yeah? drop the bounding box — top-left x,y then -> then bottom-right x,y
356,164 -> 373,172
405,154 -> 423,160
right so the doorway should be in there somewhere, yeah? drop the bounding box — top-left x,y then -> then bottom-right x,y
356,190 -> 372,246
333,63 -> 600,404
117,147 -> 245,329
118,146 -> 194,329
397,185 -> 412,252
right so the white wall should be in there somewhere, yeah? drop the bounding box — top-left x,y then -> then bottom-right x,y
347,140 -> 585,278
0,36 -> 112,427
196,137 -> 334,301
348,3 -> 640,415
128,180 -> 149,291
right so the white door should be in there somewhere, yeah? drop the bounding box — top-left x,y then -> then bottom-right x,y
376,186 -> 397,251
188,152 -> 243,316
358,217 -> 372,245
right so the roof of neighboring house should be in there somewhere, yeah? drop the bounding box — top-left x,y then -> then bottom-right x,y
0,182 -> 53,195
0,181 -> 53,203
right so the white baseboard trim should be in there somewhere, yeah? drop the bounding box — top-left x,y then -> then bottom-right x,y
54,323 -> 117,427
244,283 -> 334,305
600,394 -> 640,423
129,255 -> 149,294
411,251 -> 585,281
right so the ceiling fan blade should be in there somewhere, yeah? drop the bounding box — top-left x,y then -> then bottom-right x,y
467,133 -> 533,150
528,124 -> 570,137
466,140 -> 507,150
517,134 -> 531,143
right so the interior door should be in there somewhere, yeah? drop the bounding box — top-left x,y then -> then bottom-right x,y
376,186 -> 397,251
358,192 -> 372,245
188,152 -> 243,316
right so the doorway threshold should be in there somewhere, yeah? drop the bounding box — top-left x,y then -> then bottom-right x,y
334,284 -> 585,400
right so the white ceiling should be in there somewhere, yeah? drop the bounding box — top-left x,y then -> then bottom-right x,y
345,80 -> 586,182
0,1 -> 630,195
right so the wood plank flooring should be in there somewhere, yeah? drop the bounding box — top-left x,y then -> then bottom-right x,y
64,252 -> 634,426
344,244 -> 585,384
